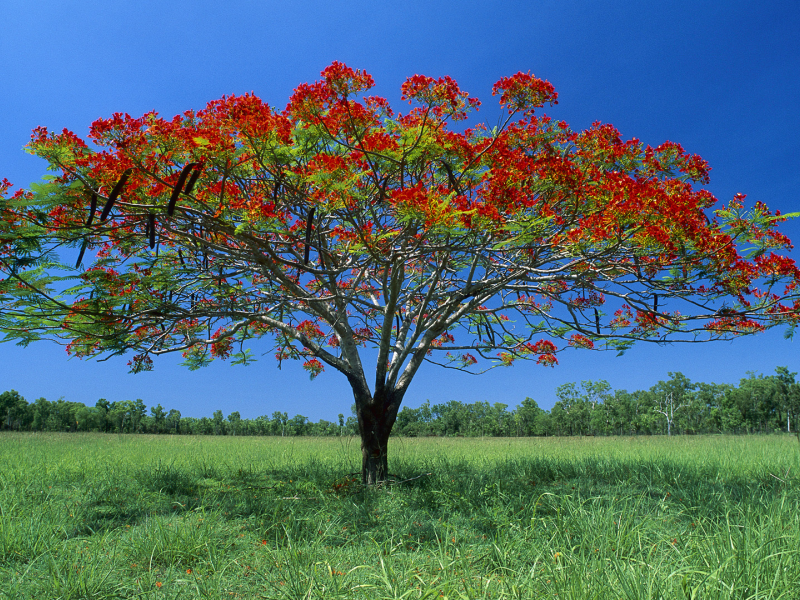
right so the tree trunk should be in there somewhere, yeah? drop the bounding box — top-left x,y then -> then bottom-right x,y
354,388 -> 400,485
360,422 -> 390,485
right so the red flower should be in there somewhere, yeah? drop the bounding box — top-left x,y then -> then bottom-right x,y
492,72 -> 558,115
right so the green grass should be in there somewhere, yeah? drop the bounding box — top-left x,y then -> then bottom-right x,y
0,433 -> 798,599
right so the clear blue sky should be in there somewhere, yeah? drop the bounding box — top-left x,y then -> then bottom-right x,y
1,0 -> 799,421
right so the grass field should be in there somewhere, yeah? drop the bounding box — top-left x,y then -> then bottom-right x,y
0,433 -> 798,599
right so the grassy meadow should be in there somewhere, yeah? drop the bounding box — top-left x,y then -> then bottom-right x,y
0,433 -> 798,599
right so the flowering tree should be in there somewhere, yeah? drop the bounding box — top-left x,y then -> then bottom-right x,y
1,62 -> 798,483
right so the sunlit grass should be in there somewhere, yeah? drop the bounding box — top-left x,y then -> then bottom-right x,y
1,433 -> 798,598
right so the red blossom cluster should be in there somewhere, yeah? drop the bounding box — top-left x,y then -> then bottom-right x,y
1,61 -> 796,380
491,71 -> 558,115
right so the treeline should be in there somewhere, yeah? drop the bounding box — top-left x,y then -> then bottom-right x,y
2,368 -> 799,437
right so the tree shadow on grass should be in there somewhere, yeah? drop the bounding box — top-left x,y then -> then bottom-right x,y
60,453 -> 798,550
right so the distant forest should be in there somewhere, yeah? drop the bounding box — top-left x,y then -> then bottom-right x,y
2,367 -> 799,437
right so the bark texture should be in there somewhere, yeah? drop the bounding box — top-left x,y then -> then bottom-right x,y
355,389 -> 400,485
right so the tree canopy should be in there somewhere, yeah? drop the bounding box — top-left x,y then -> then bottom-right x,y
1,62 -> 798,481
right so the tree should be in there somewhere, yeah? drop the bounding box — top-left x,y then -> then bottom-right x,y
31,397 -> 50,431
166,408 -> 181,433
652,372 -> 694,435
288,413 -> 308,435
212,409 -> 225,435
0,390 -> 28,430
733,372 -> 782,433
654,392 -> 683,436
772,366 -> 797,433
517,397 -> 546,436
151,403 -> 166,433
95,398 -> 111,432
227,410 -> 242,435
272,411 -> 288,436
1,63 -> 799,483
131,399 -> 147,433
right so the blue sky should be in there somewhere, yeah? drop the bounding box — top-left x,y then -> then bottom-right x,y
1,0 -> 799,421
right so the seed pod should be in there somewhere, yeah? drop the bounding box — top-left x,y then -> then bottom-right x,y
86,191 -> 98,227
653,294 -> 658,312
148,213 -> 156,249
273,176 -> 282,201
183,166 -> 202,196
178,249 -> 185,265
633,254 -> 641,277
167,163 -> 199,217
317,229 -> 326,269
303,207 -> 316,265
100,168 -> 133,221
75,238 -> 88,269
440,160 -> 461,195
594,308 -> 600,335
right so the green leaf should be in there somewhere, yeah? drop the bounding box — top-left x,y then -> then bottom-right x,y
231,349 -> 256,366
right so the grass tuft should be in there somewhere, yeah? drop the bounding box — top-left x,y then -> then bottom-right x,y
0,432 -> 798,598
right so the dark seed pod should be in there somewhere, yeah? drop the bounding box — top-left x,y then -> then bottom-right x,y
167,163 -> 199,217
440,160 -> 461,195
317,230 -> 325,269
303,207 -> 316,265
75,238 -> 88,269
183,167 -> 202,196
178,249 -> 185,265
100,168 -> 133,221
594,308 -> 600,335
86,192 -> 98,227
653,294 -> 658,312
633,254 -> 641,277
148,213 -> 156,249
